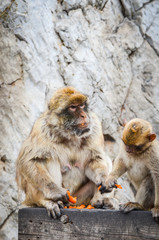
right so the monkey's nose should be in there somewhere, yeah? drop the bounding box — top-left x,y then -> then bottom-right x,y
81,114 -> 85,119
80,111 -> 87,119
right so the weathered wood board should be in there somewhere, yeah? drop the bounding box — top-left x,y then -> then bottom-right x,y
18,208 -> 159,240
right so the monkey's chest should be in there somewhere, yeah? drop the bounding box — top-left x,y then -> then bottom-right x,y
127,161 -> 149,189
62,166 -> 86,193
57,146 -> 90,192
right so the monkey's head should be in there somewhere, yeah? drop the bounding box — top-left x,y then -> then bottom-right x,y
122,118 -> 156,154
48,87 -> 91,137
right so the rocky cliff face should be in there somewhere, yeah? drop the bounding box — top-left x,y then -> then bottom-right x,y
0,0 -> 159,239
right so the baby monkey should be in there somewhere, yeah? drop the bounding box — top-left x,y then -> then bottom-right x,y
106,118 -> 159,222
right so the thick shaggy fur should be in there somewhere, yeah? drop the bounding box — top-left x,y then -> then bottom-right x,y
106,118 -> 159,222
16,87 -> 115,215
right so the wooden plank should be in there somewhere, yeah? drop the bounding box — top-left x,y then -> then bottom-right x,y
18,208 -> 159,240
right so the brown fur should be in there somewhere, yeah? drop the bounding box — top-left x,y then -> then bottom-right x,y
16,87 -> 115,218
48,87 -> 88,112
122,118 -> 152,145
106,118 -> 159,222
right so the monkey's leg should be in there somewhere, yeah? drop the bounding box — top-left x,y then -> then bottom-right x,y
23,183 -> 65,219
21,197 -> 64,219
136,174 -> 154,209
73,181 -> 96,206
151,207 -> 159,223
120,175 -> 154,213
149,165 -> 159,223
21,161 -> 68,202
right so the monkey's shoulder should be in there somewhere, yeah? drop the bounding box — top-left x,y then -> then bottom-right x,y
88,111 -> 104,142
90,111 -> 102,127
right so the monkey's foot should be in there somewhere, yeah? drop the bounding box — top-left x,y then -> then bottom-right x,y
151,207 -> 159,223
120,202 -> 144,213
92,197 -> 119,210
41,200 -> 64,219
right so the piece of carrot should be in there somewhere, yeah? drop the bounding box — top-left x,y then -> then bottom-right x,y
80,204 -> 85,208
86,205 -> 94,209
115,184 -> 122,189
98,184 -> 122,191
67,190 -> 77,204
76,204 -> 85,209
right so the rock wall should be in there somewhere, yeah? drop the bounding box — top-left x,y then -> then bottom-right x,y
0,0 -> 159,239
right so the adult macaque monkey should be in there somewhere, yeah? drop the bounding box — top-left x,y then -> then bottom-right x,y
16,86 -> 115,218
105,118 -> 159,222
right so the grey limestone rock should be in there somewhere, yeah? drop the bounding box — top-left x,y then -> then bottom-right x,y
0,0 -> 159,238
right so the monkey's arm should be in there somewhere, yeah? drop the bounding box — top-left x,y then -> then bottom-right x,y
85,153 -> 127,188
153,178 -> 159,206
85,148 -> 112,187
84,114 -> 112,186
149,153 -> 159,222
150,172 -> 159,222
109,155 -> 127,179
105,156 -> 127,189
17,156 -> 68,202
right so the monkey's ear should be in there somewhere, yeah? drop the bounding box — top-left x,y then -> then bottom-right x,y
148,133 -> 156,142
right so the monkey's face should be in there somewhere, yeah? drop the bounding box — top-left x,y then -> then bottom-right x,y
123,132 -> 153,155
122,118 -> 156,155
124,143 -> 146,154
60,102 -> 91,137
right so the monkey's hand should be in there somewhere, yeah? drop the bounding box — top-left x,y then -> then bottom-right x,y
44,184 -> 69,203
97,183 -> 113,194
151,207 -> 159,223
103,175 -> 118,193
96,174 -> 117,194
96,175 -> 118,194
95,173 -> 112,194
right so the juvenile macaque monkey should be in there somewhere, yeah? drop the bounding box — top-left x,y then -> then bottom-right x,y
106,118 -> 159,222
16,86 -> 115,218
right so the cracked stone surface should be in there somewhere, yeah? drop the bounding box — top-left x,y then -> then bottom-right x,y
0,0 -> 159,239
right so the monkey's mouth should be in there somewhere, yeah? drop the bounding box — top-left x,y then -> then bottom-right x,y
78,127 -> 90,136
126,147 -> 142,154
78,122 -> 89,129
126,149 -> 134,154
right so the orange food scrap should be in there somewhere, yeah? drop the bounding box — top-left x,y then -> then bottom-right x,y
64,204 -> 95,210
86,205 -> 94,209
76,204 -> 85,209
67,190 -> 77,204
115,184 -> 122,189
98,184 -> 122,191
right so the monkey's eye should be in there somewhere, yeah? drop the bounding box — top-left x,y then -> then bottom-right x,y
80,104 -> 85,109
135,144 -> 144,151
69,105 -> 77,111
